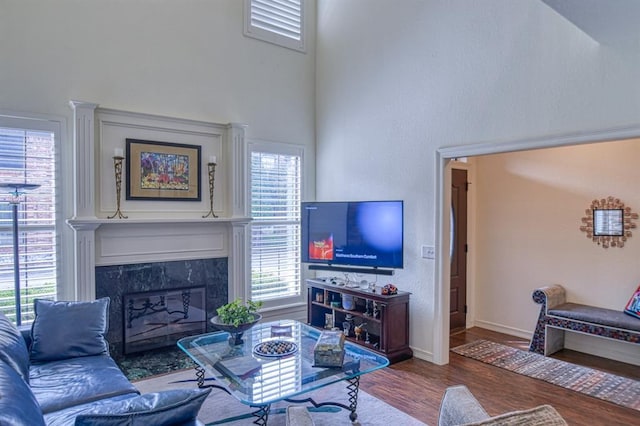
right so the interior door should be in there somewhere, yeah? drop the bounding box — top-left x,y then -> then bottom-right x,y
450,168 -> 468,332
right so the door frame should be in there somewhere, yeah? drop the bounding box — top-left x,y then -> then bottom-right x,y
432,125 -> 640,365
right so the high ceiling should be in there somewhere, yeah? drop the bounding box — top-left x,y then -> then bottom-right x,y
542,0 -> 640,46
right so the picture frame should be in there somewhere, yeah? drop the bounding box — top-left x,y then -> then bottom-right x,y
126,139 -> 201,201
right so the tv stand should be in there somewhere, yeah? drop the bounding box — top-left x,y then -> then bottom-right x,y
306,278 -> 412,364
308,264 -> 395,276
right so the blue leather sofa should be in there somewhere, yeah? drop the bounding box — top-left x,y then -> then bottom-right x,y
0,297 -> 210,426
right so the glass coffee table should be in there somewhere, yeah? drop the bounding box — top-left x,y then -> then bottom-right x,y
177,320 -> 389,425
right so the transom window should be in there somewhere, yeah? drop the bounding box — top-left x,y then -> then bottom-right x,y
244,0 -> 306,52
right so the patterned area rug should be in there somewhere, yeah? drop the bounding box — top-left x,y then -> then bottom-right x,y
452,339 -> 640,411
134,369 -> 427,425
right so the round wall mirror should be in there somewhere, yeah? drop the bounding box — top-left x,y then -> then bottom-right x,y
580,196 -> 638,248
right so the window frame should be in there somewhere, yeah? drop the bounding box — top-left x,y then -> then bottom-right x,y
0,112 -> 66,325
243,0 -> 307,53
248,140 -> 305,310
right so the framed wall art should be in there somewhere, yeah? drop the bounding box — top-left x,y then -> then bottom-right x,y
126,139 -> 201,201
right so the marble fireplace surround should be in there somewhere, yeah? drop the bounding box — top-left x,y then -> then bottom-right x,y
97,258 -> 228,359
65,103 -> 253,356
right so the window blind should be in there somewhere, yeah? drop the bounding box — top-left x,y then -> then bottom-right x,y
250,0 -> 302,41
244,0 -> 305,52
250,150 -> 301,301
0,127 -> 57,324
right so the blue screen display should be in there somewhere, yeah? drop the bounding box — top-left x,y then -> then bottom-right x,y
301,200 -> 403,269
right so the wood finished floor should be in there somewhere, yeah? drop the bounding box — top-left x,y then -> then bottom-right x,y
358,327 -> 639,425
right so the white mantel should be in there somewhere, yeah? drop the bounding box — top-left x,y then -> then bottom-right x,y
67,101 -> 251,303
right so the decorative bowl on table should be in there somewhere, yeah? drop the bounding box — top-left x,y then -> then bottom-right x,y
210,313 -> 262,345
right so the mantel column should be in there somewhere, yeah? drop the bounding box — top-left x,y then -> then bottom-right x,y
225,123 -> 251,302
225,123 -> 248,218
69,100 -> 98,219
68,100 -> 99,300
229,220 -> 251,303
66,221 -> 100,301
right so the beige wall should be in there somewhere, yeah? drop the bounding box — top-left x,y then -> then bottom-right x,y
474,139 -> 640,363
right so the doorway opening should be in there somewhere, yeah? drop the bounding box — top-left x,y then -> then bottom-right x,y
434,125 -> 640,365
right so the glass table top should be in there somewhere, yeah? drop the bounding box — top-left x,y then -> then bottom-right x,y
177,320 -> 389,406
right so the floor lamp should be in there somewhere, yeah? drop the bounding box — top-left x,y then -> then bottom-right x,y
0,183 -> 40,326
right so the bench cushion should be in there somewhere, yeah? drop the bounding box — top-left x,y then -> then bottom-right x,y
548,303 -> 640,332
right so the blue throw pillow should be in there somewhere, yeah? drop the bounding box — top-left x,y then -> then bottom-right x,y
30,298 -> 110,362
0,311 -> 30,383
74,388 -> 211,426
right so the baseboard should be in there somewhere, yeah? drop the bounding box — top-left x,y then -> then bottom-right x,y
473,320 -> 533,340
410,346 -> 433,363
565,332 -> 640,366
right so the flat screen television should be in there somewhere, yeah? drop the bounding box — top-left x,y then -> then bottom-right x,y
301,200 -> 403,270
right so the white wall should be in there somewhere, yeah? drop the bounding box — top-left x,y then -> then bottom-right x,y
316,0 -> 640,361
1,1 -> 316,144
1,0 -> 316,296
1,0 -> 316,208
474,140 -> 640,364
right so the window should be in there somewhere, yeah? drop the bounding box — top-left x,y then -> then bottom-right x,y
250,143 -> 302,304
0,124 -> 57,325
244,0 -> 306,52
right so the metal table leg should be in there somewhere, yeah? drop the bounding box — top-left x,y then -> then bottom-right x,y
284,375 -> 361,422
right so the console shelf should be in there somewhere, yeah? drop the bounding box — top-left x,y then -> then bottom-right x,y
306,278 -> 413,364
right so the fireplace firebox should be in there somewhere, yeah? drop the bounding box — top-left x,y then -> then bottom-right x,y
123,287 -> 206,354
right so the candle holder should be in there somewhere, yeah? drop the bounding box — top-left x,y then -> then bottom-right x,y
108,156 -> 127,219
203,162 -> 218,218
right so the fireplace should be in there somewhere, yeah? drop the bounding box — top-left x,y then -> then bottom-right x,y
95,257 -> 228,360
123,286 -> 206,354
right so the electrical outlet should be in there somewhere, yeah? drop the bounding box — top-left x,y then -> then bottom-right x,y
421,245 -> 436,259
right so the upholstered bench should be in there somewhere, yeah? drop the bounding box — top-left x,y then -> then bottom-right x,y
529,284 -> 640,355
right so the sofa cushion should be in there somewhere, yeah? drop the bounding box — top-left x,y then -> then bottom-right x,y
72,388 -> 212,426
30,297 -> 110,362
43,393 -> 140,426
30,354 -> 139,414
0,310 -> 30,383
0,361 -> 46,426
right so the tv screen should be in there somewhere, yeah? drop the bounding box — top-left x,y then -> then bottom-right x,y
301,200 -> 403,269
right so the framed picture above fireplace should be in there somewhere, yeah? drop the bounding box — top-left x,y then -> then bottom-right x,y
126,138 -> 201,201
